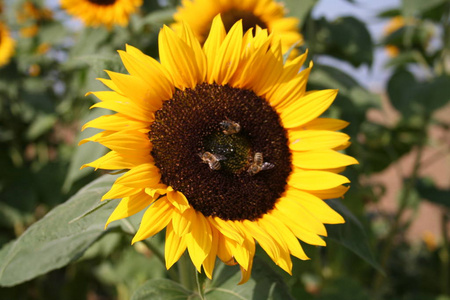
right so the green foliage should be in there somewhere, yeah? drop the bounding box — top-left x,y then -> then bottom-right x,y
132,257 -> 294,300
0,175 -> 119,287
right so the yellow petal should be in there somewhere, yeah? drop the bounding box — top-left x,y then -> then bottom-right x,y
217,234 -> 236,266
105,190 -> 154,228
209,217 -> 244,245
288,169 -> 350,191
132,197 -> 173,243
301,118 -> 349,131
89,91 -> 153,122
203,15 -> 227,84
82,113 -> 149,132
115,163 -> 161,188
308,185 -> 350,200
81,150 -> 144,171
264,213 -> 309,260
165,222 -> 187,269
105,70 -> 162,111
240,220 -> 280,263
159,25 -> 202,89
270,64 -> 312,109
120,46 -> 174,101
90,130 -> 151,157
101,183 -> 139,201
203,225 -> 219,279
285,188 -> 345,224
172,207 -> 194,236
210,20 -> 243,85
276,197 -> 327,236
272,208 -> 326,246
279,89 -> 338,129
167,187 -> 190,213
288,130 -> 350,151
291,150 -> 359,170
186,212 -> 212,272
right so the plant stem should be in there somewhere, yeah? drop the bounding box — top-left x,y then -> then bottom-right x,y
372,128 -> 427,291
195,270 -> 206,300
178,253 -> 196,291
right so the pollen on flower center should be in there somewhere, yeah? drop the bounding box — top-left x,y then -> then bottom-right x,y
87,0 -> 116,5
149,83 -> 292,221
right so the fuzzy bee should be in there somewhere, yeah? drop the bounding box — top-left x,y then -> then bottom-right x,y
220,119 -> 241,135
247,152 -> 274,175
199,151 -> 226,170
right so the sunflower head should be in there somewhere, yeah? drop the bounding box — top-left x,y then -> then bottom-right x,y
172,0 -> 303,58
82,15 -> 357,284
0,22 -> 15,68
60,0 -> 142,28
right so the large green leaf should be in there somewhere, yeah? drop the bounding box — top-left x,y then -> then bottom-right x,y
132,257 -> 294,300
131,279 -> 198,300
325,199 -> 383,274
304,17 -> 373,67
0,174 -> 119,287
388,69 -> 450,116
416,178 -> 450,209
205,257 -> 294,299
62,108 -> 109,192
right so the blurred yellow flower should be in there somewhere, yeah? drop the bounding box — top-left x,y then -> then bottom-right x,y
173,0 -> 303,57
16,1 -> 53,38
60,0 -> 142,28
0,22 -> 15,67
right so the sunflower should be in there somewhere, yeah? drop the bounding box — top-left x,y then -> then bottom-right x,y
60,0 -> 142,28
0,22 -> 15,68
82,15 -> 357,283
172,0 -> 303,57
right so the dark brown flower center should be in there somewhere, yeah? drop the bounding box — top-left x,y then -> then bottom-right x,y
221,9 -> 267,33
149,83 -> 291,221
88,0 -> 116,5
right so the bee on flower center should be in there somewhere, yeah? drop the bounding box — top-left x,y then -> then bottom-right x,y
199,151 -> 226,170
247,152 -> 275,176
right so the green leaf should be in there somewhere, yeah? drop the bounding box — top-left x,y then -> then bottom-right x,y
131,279 -> 197,300
0,174 -> 119,287
25,114 -> 57,140
131,257 -> 294,300
402,0 -> 448,16
325,199 -> 383,274
205,257 -> 294,300
305,17 -> 373,67
416,178 -> 450,209
283,0 -> 318,26
62,109 -> 109,192
308,64 -> 380,110
387,68 -> 418,115
388,69 -> 450,116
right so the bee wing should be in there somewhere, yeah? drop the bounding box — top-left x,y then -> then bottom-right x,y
261,162 -> 274,170
215,154 -> 227,161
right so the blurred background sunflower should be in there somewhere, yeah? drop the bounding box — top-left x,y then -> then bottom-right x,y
173,0 -> 303,56
60,0 -> 143,28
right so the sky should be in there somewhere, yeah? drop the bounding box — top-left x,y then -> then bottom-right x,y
312,0 -> 402,92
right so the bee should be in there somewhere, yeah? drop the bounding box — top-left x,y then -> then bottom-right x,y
247,152 -> 274,175
199,151 -> 226,170
220,119 -> 241,135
